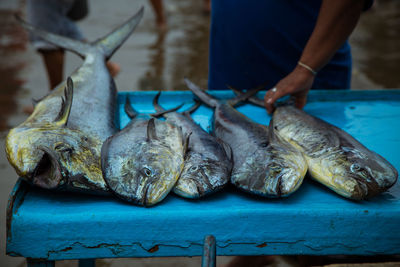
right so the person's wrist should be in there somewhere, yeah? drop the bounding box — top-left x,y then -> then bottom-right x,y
297,61 -> 318,75
293,64 -> 316,81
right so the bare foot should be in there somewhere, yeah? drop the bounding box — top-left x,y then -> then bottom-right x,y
106,61 -> 121,77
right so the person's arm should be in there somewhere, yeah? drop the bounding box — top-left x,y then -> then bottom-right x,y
264,0 -> 366,113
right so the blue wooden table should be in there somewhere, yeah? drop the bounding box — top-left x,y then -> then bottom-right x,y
6,90 -> 400,266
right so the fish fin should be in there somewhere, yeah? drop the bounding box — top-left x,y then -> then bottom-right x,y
267,117 -> 288,146
267,117 -> 284,143
100,135 -> 113,182
93,7 -> 144,60
54,77 -> 73,127
15,7 -> 143,60
227,84 -> 266,107
183,132 -> 192,157
184,78 -> 219,108
152,91 -> 165,113
124,97 -> 138,119
230,85 -> 296,108
151,101 -> 184,117
216,137 -> 233,162
183,99 -> 201,117
229,85 -> 265,107
15,15 -> 92,59
147,118 -> 158,141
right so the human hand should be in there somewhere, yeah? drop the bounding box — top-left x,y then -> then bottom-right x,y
264,65 -> 315,114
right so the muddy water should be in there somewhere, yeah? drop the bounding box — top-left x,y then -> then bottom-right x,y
0,0 -> 399,266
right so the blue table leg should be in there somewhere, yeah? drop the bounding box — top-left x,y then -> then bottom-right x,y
79,259 -> 96,267
202,235 -> 216,267
27,259 -> 55,267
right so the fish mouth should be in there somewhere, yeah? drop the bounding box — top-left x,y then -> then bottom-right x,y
174,177 -> 203,198
141,178 -> 164,207
32,147 -> 63,189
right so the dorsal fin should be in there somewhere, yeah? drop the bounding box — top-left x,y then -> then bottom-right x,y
147,118 -> 158,141
267,117 -> 286,144
54,77 -> 73,127
124,97 -> 138,119
183,132 -> 192,156
216,137 -> 233,162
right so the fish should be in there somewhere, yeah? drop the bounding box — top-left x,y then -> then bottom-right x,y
152,92 -> 232,198
271,104 -> 398,200
5,8 -> 144,193
184,79 -> 307,197
101,97 -> 187,206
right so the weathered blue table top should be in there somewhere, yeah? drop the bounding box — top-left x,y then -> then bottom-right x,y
7,90 -> 400,260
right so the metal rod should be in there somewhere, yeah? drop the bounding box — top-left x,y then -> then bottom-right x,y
201,235 -> 216,267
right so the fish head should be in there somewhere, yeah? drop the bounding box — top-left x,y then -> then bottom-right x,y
262,145 -> 307,197
103,138 -> 183,206
325,147 -> 398,199
6,125 -> 103,190
175,153 -> 231,198
232,144 -> 307,198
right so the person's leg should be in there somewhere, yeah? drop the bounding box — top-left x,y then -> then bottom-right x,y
38,49 -> 65,90
149,0 -> 166,30
203,0 -> 211,14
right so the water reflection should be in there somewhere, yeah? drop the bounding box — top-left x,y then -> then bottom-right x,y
138,31 -> 167,91
137,0 -> 210,92
350,0 -> 400,88
0,10 -> 28,132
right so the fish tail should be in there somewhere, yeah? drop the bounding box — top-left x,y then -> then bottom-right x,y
16,7 -> 144,60
229,85 -> 265,107
93,7 -> 144,60
183,100 -> 201,115
124,97 -> 139,119
184,78 -> 219,108
16,15 -> 92,58
227,84 -> 266,107
151,92 -> 184,118
152,92 -> 166,113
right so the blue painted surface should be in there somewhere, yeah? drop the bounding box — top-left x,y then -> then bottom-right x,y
6,90 -> 400,260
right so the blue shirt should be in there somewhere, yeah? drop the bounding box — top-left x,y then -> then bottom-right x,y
208,0 -> 356,90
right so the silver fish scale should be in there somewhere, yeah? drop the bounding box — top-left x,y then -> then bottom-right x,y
214,104 -> 269,170
273,105 -> 398,199
164,112 -> 227,161
66,56 -> 117,141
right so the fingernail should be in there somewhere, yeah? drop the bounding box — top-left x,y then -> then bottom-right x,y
267,98 -> 272,104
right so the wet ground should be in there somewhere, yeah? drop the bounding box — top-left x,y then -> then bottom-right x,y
0,0 -> 399,266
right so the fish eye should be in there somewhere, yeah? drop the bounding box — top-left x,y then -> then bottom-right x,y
54,143 -> 64,150
54,143 -> 73,154
190,166 -> 199,172
350,163 -> 362,173
143,167 -> 152,176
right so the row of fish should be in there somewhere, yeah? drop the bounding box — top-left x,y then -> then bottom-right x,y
186,81 -> 397,200
5,8 -> 232,206
5,9 -> 398,207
